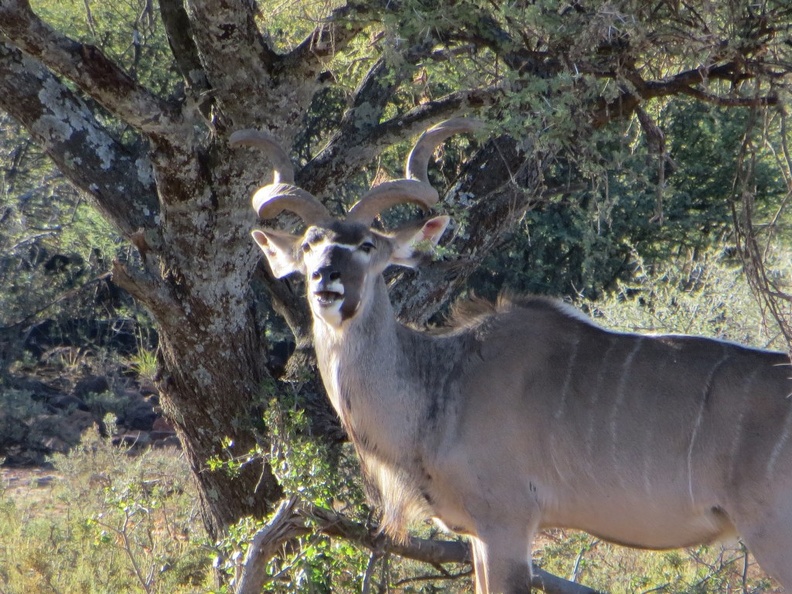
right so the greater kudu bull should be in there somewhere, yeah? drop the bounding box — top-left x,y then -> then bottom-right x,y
232,119 -> 792,593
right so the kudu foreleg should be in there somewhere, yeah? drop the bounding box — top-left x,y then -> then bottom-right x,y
736,493 -> 792,588
471,528 -> 534,594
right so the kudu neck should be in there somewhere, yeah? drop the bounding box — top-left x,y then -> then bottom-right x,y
312,274 -> 425,441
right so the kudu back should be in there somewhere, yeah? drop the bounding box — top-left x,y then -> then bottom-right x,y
232,120 -> 792,593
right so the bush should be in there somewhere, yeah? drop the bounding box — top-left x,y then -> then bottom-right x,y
0,423 -> 211,594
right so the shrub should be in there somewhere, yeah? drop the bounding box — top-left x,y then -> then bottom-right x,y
0,423 -> 211,594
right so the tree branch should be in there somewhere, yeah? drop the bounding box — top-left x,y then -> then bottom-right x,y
293,4 -> 509,198
0,40 -> 159,237
390,135 -> 543,325
159,0 -> 208,92
281,2 -> 376,80
236,497 -> 601,594
236,497 -> 303,594
0,0 -> 187,139
443,9 -> 556,75
668,84 -> 778,108
111,259 -> 175,317
183,0 -> 276,125
296,55 -> 405,198
253,265 -> 311,346
591,62 -> 780,128
298,85 -> 498,197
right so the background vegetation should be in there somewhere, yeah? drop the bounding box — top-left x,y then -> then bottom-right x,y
1,0 -> 791,592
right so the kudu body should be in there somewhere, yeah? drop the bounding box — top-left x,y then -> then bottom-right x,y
232,120 -> 792,593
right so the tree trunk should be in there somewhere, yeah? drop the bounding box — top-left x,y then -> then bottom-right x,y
157,297 -> 281,536
108,157 -> 284,537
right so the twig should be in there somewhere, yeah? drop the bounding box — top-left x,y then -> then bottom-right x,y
392,567 -> 473,587
361,551 -> 381,594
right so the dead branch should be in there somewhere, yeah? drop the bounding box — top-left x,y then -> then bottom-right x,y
236,497 -> 303,594
235,496 -> 603,594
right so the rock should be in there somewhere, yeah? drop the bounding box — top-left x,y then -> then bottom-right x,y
1,363 -> 180,464
8,376 -> 62,401
26,416 -> 64,449
42,436 -> 71,453
2,446 -> 47,467
150,415 -> 179,447
152,435 -> 181,449
73,375 -> 110,398
120,397 -> 157,431
151,416 -> 175,432
0,411 -> 29,449
47,393 -> 90,412
28,410 -> 94,451
112,431 -> 151,449
66,410 -> 96,435
138,379 -> 159,397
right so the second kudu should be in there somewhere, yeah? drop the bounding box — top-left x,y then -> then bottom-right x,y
232,119 -> 792,593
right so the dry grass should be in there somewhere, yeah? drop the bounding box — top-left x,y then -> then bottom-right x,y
0,428 -> 211,594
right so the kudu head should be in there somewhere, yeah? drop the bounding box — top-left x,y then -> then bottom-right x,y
231,119 -> 481,329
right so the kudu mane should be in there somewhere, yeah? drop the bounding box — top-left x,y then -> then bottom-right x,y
439,294 -> 588,334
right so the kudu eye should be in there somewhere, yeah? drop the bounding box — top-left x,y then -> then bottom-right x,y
359,241 -> 375,254
301,242 -> 311,253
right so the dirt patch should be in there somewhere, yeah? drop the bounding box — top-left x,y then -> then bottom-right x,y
1,466 -> 62,511
2,466 -> 58,491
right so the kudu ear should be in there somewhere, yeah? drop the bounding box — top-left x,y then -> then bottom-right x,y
251,229 -> 305,278
390,215 -> 450,268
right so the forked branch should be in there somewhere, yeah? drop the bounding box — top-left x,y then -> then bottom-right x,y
282,2 -> 376,78
297,85 -> 497,197
0,0 -> 186,138
182,0 -> 280,126
592,63 -> 780,128
235,497 -> 602,594
159,0 -> 208,92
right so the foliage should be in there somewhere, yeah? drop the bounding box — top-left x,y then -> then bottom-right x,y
210,395 -> 372,592
0,0 -> 164,371
32,0 -> 179,97
535,530 -> 776,594
129,347 -> 159,384
0,118 -> 103,322
2,275 -> 787,593
0,111 -> 156,376
264,398 -> 364,509
471,101 -> 790,300
584,246 -> 790,352
0,388 -> 50,420
0,424 -> 211,594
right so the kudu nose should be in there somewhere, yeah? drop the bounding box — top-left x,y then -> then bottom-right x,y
312,266 -> 341,282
